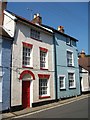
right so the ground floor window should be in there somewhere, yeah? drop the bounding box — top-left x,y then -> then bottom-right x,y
59,76 -> 65,90
38,74 -> 50,98
68,73 -> 75,88
39,79 -> 48,96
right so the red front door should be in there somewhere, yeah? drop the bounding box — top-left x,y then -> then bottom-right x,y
22,81 -> 30,108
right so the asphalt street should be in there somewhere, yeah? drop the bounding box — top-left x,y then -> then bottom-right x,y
17,96 -> 89,118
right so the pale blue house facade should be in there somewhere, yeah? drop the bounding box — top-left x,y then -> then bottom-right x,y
0,27 -> 12,111
54,31 -> 81,99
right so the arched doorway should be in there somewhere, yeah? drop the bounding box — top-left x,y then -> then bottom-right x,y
19,70 -> 35,108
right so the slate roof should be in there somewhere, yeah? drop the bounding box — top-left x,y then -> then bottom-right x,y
6,10 -> 78,42
42,24 -> 78,42
78,55 -> 90,72
5,10 -> 53,34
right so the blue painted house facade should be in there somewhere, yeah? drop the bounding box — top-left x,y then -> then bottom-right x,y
54,28 -> 81,99
0,27 -> 12,111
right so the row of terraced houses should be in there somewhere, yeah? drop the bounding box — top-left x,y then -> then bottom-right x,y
0,2 -> 90,112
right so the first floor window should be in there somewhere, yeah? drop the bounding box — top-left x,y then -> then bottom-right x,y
40,51 -> 46,68
68,73 -> 75,88
23,47 -> 31,66
67,51 -> 73,67
59,76 -> 65,89
22,42 -> 33,67
40,47 -> 48,69
39,79 -> 48,96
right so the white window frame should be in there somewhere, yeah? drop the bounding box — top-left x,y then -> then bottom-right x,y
59,75 -> 66,90
39,78 -> 50,97
30,28 -> 40,40
40,50 -> 48,69
66,37 -> 72,46
0,38 -> 2,66
22,45 -> 33,67
0,76 -> 2,102
68,72 -> 76,88
66,37 -> 70,45
67,50 -> 74,67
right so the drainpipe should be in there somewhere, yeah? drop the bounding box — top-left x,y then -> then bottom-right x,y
53,32 -> 58,101
10,39 -> 13,111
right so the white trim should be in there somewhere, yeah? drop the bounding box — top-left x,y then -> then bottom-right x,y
40,50 -> 48,69
67,50 -> 74,67
0,38 -> 2,67
36,23 -> 53,33
66,49 -> 73,53
46,51 -> 48,69
0,77 -> 2,102
39,78 -> 50,97
22,45 -> 33,68
30,80 -> 33,107
67,70 -> 75,73
4,10 -> 17,21
58,75 -> 66,78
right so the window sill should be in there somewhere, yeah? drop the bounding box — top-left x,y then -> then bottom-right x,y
66,43 -> 72,47
40,68 -> 48,70
39,96 -> 50,99
22,66 -> 33,69
69,87 -> 76,89
30,37 -> 42,42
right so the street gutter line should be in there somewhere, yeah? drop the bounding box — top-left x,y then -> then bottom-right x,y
12,95 -> 89,119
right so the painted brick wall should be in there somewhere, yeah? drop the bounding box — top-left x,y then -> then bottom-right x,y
11,21 -> 55,107
55,33 -> 81,99
2,38 -> 12,111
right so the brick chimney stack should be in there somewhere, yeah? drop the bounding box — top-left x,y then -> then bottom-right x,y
58,26 -> 64,33
79,50 -> 86,58
31,13 -> 42,25
0,1 -> 7,25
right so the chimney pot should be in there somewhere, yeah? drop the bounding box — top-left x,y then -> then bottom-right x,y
36,13 -> 40,17
34,14 -> 37,19
31,13 -> 42,24
58,26 -> 64,33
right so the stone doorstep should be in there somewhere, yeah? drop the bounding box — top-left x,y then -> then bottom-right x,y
2,94 -> 89,119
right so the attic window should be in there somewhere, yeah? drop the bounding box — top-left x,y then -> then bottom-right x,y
66,37 -> 72,46
30,28 -> 40,40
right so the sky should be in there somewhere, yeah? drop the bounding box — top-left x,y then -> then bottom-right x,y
7,2 -> 88,54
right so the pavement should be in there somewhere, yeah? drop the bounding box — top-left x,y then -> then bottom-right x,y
2,93 -> 90,120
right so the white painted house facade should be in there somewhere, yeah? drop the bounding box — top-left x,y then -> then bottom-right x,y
3,10 -> 55,109
78,50 -> 90,93
79,66 -> 90,92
